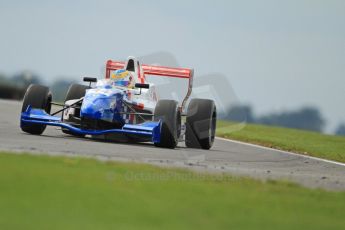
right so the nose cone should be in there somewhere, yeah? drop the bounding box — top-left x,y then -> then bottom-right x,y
80,88 -> 123,122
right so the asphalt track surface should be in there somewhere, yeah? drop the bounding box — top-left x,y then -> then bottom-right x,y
1,99 -> 345,190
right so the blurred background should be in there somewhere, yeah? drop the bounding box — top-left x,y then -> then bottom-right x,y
0,0 -> 344,135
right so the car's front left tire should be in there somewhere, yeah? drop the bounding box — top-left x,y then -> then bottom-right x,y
61,83 -> 89,136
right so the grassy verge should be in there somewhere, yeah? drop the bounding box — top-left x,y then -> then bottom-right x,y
0,152 -> 345,230
217,121 -> 345,163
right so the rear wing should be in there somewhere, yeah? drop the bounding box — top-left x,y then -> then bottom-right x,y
106,60 -> 194,112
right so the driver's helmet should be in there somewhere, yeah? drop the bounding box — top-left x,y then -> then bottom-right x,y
110,69 -> 134,88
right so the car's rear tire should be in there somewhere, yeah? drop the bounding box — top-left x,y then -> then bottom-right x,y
21,84 -> 52,135
185,99 -> 217,150
154,100 -> 181,149
62,84 -> 89,136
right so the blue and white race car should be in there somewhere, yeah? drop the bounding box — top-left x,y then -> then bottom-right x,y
20,56 -> 217,149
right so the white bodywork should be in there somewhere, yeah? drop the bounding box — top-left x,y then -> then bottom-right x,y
63,99 -> 79,121
107,56 -> 159,113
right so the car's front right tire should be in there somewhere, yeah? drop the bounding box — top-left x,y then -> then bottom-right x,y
21,84 -> 52,135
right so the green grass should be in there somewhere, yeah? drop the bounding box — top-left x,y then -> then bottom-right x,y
0,152 -> 345,230
217,121 -> 345,163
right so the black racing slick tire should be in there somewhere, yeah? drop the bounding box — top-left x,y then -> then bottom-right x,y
62,84 -> 89,136
21,84 -> 52,135
64,84 -> 89,102
185,99 -> 217,150
154,100 -> 181,149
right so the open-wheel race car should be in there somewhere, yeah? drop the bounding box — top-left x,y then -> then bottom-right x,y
20,57 -> 217,149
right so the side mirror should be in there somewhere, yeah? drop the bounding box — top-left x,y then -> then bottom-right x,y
135,83 -> 150,89
83,77 -> 97,87
83,77 -> 97,83
134,83 -> 150,95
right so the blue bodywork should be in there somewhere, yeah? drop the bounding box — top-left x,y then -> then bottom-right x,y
80,87 -> 125,123
20,84 -> 162,143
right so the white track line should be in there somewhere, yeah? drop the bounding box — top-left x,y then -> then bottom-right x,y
215,137 -> 345,167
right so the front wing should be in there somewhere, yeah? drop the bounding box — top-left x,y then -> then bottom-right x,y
21,106 -> 161,143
